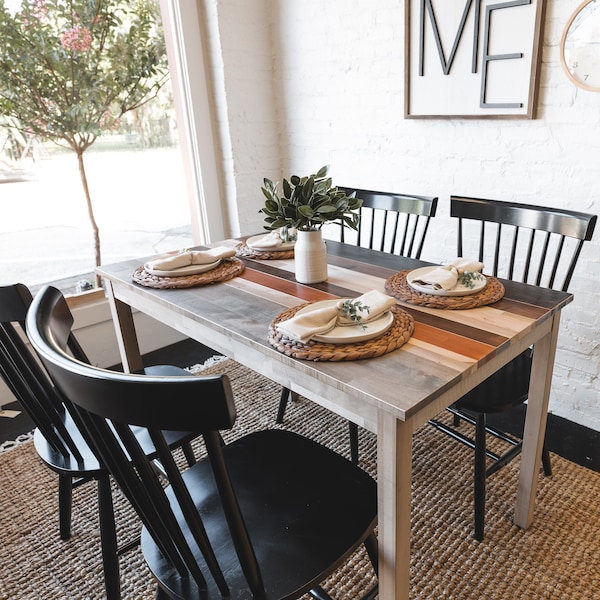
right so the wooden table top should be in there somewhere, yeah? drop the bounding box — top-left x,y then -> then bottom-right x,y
97,239 -> 572,428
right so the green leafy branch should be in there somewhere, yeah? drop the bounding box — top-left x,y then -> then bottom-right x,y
260,165 -> 362,232
341,299 -> 371,330
458,271 -> 485,289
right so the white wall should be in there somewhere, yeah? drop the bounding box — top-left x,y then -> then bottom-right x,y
204,0 -> 599,430
207,0 -> 282,236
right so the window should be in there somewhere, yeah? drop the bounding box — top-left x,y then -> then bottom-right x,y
0,0 -> 196,295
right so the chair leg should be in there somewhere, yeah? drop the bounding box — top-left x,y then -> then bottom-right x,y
276,387 -> 291,424
58,474 -> 73,540
542,439 -> 552,476
474,413 -> 486,542
97,474 -> 121,600
363,531 -> 379,575
181,441 -> 196,467
348,421 -> 359,464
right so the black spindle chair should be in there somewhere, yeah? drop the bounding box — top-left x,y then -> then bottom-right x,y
429,196 -> 597,541
278,188 -> 438,464
336,187 -> 438,257
0,283 -> 199,599
26,285 -> 379,600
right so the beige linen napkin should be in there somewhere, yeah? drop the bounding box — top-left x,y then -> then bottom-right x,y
249,227 -> 296,249
413,265 -> 458,291
276,289 -> 396,343
145,247 -> 236,272
413,258 -> 484,291
450,258 -> 484,274
251,231 -> 283,248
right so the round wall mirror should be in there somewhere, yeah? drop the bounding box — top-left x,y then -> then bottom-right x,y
560,0 -> 600,92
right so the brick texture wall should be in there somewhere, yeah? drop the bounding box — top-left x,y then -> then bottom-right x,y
207,0 -> 599,429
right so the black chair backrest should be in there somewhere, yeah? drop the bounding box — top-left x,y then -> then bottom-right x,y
0,284 -> 92,463
451,196 -> 597,291
26,285 -> 252,596
335,187 -> 438,258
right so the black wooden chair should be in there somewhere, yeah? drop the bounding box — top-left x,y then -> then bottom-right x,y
336,187 -> 438,256
278,188 -> 438,463
26,285 -> 379,600
0,283 -> 199,599
429,196 -> 597,541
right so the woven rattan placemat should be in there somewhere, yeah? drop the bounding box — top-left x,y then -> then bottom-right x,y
132,257 -> 245,289
236,243 -> 294,260
385,270 -> 505,310
268,303 -> 414,361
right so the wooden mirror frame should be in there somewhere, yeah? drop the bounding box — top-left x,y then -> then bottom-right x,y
560,0 -> 600,92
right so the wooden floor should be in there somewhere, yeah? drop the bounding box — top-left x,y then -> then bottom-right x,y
1,338 -> 599,473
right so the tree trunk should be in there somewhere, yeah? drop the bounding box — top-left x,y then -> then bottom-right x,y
76,150 -> 102,288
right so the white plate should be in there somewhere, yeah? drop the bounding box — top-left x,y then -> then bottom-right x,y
407,266 -> 486,297
145,258 -> 221,277
246,233 -> 296,252
295,299 -> 394,344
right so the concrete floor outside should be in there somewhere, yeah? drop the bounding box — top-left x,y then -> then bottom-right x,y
0,140 -> 194,294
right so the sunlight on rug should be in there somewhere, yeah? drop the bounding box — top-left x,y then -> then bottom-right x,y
1,357 -> 599,599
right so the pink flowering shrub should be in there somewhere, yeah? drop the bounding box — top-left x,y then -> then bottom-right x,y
0,0 -> 169,275
99,111 -> 121,132
60,25 -> 92,52
33,0 -> 48,17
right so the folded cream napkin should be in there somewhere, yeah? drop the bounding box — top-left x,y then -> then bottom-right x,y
251,227 -> 297,249
145,247 -> 236,272
450,258 -> 484,274
412,258 -> 484,291
276,289 -> 396,343
413,265 -> 458,291
336,289 -> 397,325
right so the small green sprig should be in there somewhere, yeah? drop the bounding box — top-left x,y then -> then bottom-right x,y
341,299 -> 371,330
459,271 -> 485,289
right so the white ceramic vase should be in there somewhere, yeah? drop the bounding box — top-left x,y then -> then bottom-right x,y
294,229 -> 328,284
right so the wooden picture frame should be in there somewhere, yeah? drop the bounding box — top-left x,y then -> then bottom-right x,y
405,0 -> 546,119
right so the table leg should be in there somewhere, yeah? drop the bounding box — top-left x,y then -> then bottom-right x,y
104,280 -> 144,373
514,312 -> 561,529
377,412 -> 413,600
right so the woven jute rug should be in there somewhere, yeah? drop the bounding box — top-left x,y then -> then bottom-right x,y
1,358 -> 599,599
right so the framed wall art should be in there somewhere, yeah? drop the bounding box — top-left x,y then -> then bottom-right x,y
405,0 -> 546,118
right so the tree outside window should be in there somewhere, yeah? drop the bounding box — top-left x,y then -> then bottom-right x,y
0,0 -> 172,287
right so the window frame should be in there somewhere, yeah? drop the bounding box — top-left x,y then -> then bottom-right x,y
159,0 -> 226,244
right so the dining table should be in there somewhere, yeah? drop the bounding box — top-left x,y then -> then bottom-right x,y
97,237 -> 572,599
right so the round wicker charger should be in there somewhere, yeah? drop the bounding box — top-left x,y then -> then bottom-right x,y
132,258 -> 245,289
236,242 -> 294,260
384,270 -> 505,310
268,303 -> 414,361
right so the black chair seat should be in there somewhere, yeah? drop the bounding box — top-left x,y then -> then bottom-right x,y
455,348 -> 532,414
33,414 -> 102,474
33,408 -> 196,476
144,429 -> 377,599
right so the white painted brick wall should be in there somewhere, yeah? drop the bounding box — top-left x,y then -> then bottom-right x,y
211,0 -> 599,430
